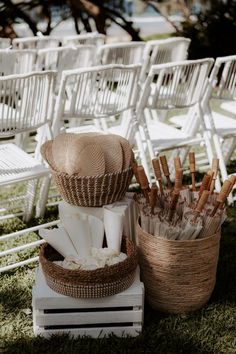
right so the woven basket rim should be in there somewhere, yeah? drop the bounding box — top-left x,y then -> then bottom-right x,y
51,166 -> 133,179
137,222 -> 220,244
39,236 -> 138,284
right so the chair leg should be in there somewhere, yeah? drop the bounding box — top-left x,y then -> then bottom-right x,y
35,176 -> 51,218
222,137 -> 236,165
23,179 -> 38,222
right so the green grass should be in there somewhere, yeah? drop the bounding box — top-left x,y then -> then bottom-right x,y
1,182 -> 236,354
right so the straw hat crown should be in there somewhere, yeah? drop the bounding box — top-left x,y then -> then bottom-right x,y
41,132 -> 134,176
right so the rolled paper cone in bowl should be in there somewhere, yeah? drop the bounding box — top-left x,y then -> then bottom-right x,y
103,207 -> 124,252
88,214 -> 104,249
60,214 -> 91,257
39,224 -> 78,258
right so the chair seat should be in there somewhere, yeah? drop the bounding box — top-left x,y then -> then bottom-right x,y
0,143 -> 48,185
145,121 -> 203,150
220,101 -> 236,115
170,112 -> 236,137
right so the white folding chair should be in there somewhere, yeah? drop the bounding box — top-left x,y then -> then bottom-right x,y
61,32 -> 105,47
12,36 -> 60,50
0,49 -> 36,76
0,38 -> 11,49
52,64 -> 149,175
140,37 -> 191,83
36,45 -> 95,92
0,71 -> 56,221
201,55 -> 236,201
96,42 -> 145,65
0,71 -> 57,273
136,58 -> 216,182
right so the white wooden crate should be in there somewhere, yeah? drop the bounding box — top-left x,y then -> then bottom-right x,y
32,266 -> 144,338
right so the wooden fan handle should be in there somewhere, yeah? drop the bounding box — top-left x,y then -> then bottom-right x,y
212,158 -> 219,177
132,161 -> 140,184
137,166 -> 149,190
189,152 -> 195,173
174,168 -> 183,191
199,174 -> 211,196
168,190 -> 179,221
227,175 -> 236,196
152,158 -> 162,179
195,190 -> 210,214
217,180 -> 232,203
174,157 -> 182,171
150,185 -> 158,214
160,155 -> 170,176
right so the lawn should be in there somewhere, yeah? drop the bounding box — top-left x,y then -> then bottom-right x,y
1,187 -> 236,354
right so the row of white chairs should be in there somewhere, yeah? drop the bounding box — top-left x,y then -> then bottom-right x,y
0,32 -> 106,50
0,37 -> 191,85
0,55 -> 236,272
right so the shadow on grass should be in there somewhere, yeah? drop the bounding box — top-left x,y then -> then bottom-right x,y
2,328 -> 216,354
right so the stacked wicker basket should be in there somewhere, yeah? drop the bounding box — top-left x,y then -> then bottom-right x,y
40,132 -> 138,298
134,154 -> 236,313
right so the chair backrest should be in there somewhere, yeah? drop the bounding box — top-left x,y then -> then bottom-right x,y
12,36 -> 60,50
53,64 -> 141,134
0,71 -> 56,138
138,58 -> 214,112
140,37 -> 191,83
0,49 -> 36,75
61,32 -> 105,47
36,45 -> 95,89
0,38 -> 11,49
96,42 -> 145,65
207,55 -> 236,101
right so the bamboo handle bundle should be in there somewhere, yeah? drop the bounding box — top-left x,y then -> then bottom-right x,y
189,152 -> 196,191
210,180 -> 232,216
210,158 -> 219,193
137,166 -> 150,203
160,155 -> 172,189
193,190 -> 210,221
150,184 -> 158,214
152,158 -> 164,194
174,168 -> 183,191
168,190 -> 180,221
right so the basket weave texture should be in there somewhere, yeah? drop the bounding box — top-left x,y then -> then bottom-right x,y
51,167 -> 133,207
39,236 -> 138,298
137,223 -> 221,314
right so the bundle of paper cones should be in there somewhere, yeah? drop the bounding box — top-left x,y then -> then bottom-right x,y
133,153 -> 236,240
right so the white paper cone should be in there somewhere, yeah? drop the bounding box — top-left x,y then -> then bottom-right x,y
59,200 -> 103,222
103,207 -> 123,252
39,225 -> 78,258
61,214 -> 91,257
88,214 -> 104,248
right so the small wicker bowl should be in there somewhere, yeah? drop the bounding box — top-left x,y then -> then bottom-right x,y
39,236 -> 138,298
41,140 -> 133,207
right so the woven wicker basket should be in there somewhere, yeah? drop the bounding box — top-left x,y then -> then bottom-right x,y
137,223 -> 221,314
51,167 -> 133,207
41,140 -> 133,207
39,236 -> 138,298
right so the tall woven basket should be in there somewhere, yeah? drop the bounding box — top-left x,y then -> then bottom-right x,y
137,223 -> 221,314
